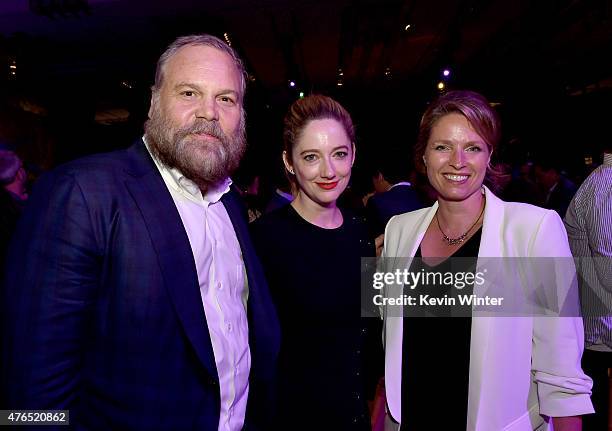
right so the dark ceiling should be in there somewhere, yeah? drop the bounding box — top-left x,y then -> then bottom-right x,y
2,0 -> 611,100
0,0 -> 611,174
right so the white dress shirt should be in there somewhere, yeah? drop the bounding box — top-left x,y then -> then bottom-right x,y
145,140 -> 251,431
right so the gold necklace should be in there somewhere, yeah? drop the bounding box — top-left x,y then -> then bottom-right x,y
435,203 -> 485,246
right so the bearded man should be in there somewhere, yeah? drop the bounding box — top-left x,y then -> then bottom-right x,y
1,35 -> 279,431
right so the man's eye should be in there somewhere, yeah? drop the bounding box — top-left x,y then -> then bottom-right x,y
466,146 -> 482,152
304,154 -> 317,162
434,145 -> 448,151
181,91 -> 195,97
219,96 -> 235,104
335,151 -> 348,158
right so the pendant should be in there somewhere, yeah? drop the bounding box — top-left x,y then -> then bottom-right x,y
441,232 -> 468,246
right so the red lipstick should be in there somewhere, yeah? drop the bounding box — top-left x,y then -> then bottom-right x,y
316,181 -> 339,190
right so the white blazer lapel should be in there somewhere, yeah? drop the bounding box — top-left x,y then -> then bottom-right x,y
469,186 -> 505,430
384,203 -> 437,423
396,202 -> 438,257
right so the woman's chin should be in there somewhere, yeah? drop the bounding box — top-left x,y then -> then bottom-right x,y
437,188 -> 481,203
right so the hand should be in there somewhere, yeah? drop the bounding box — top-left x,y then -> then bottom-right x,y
375,234 -> 384,257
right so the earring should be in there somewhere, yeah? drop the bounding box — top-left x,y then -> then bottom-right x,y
288,168 -> 294,175
422,156 -> 426,166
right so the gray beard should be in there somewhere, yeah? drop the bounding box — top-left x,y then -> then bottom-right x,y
144,106 -> 246,193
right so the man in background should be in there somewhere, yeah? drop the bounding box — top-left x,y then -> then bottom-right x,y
535,159 -> 577,217
0,150 -> 27,272
564,147 -> 612,430
365,159 -> 422,238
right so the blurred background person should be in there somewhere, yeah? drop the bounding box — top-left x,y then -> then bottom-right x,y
501,160 -> 543,205
382,90 -> 593,430
0,149 -> 28,202
534,158 -> 578,217
0,150 -> 27,272
251,95 -> 374,430
365,157 -> 423,239
564,147 -> 612,431
235,170 -> 264,222
264,179 -> 294,214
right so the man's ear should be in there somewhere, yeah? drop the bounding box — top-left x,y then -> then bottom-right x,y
148,87 -> 157,119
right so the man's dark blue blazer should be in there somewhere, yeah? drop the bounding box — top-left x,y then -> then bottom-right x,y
365,184 -> 423,237
1,141 -> 280,430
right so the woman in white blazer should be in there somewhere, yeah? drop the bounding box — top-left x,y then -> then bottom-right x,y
381,91 -> 593,431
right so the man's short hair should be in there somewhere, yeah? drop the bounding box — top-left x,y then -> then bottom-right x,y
373,154 -> 412,185
0,150 -> 21,185
152,34 -> 247,100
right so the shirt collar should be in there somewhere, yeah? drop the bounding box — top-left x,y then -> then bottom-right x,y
143,136 -> 232,205
275,188 -> 294,201
389,181 -> 412,189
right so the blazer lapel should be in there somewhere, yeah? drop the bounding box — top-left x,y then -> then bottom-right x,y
124,142 -> 219,382
385,203 -> 438,423
477,187 -> 504,257
397,202 -> 437,258
468,186 -> 504,429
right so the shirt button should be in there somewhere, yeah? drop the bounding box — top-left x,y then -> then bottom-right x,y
227,323 -> 232,332
217,282 -> 222,289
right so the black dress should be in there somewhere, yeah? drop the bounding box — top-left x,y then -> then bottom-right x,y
250,204 -> 373,430
400,228 -> 482,430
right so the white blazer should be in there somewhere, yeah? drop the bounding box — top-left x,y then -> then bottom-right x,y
382,187 -> 593,431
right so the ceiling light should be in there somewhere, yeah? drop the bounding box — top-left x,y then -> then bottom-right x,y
223,32 -> 232,47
